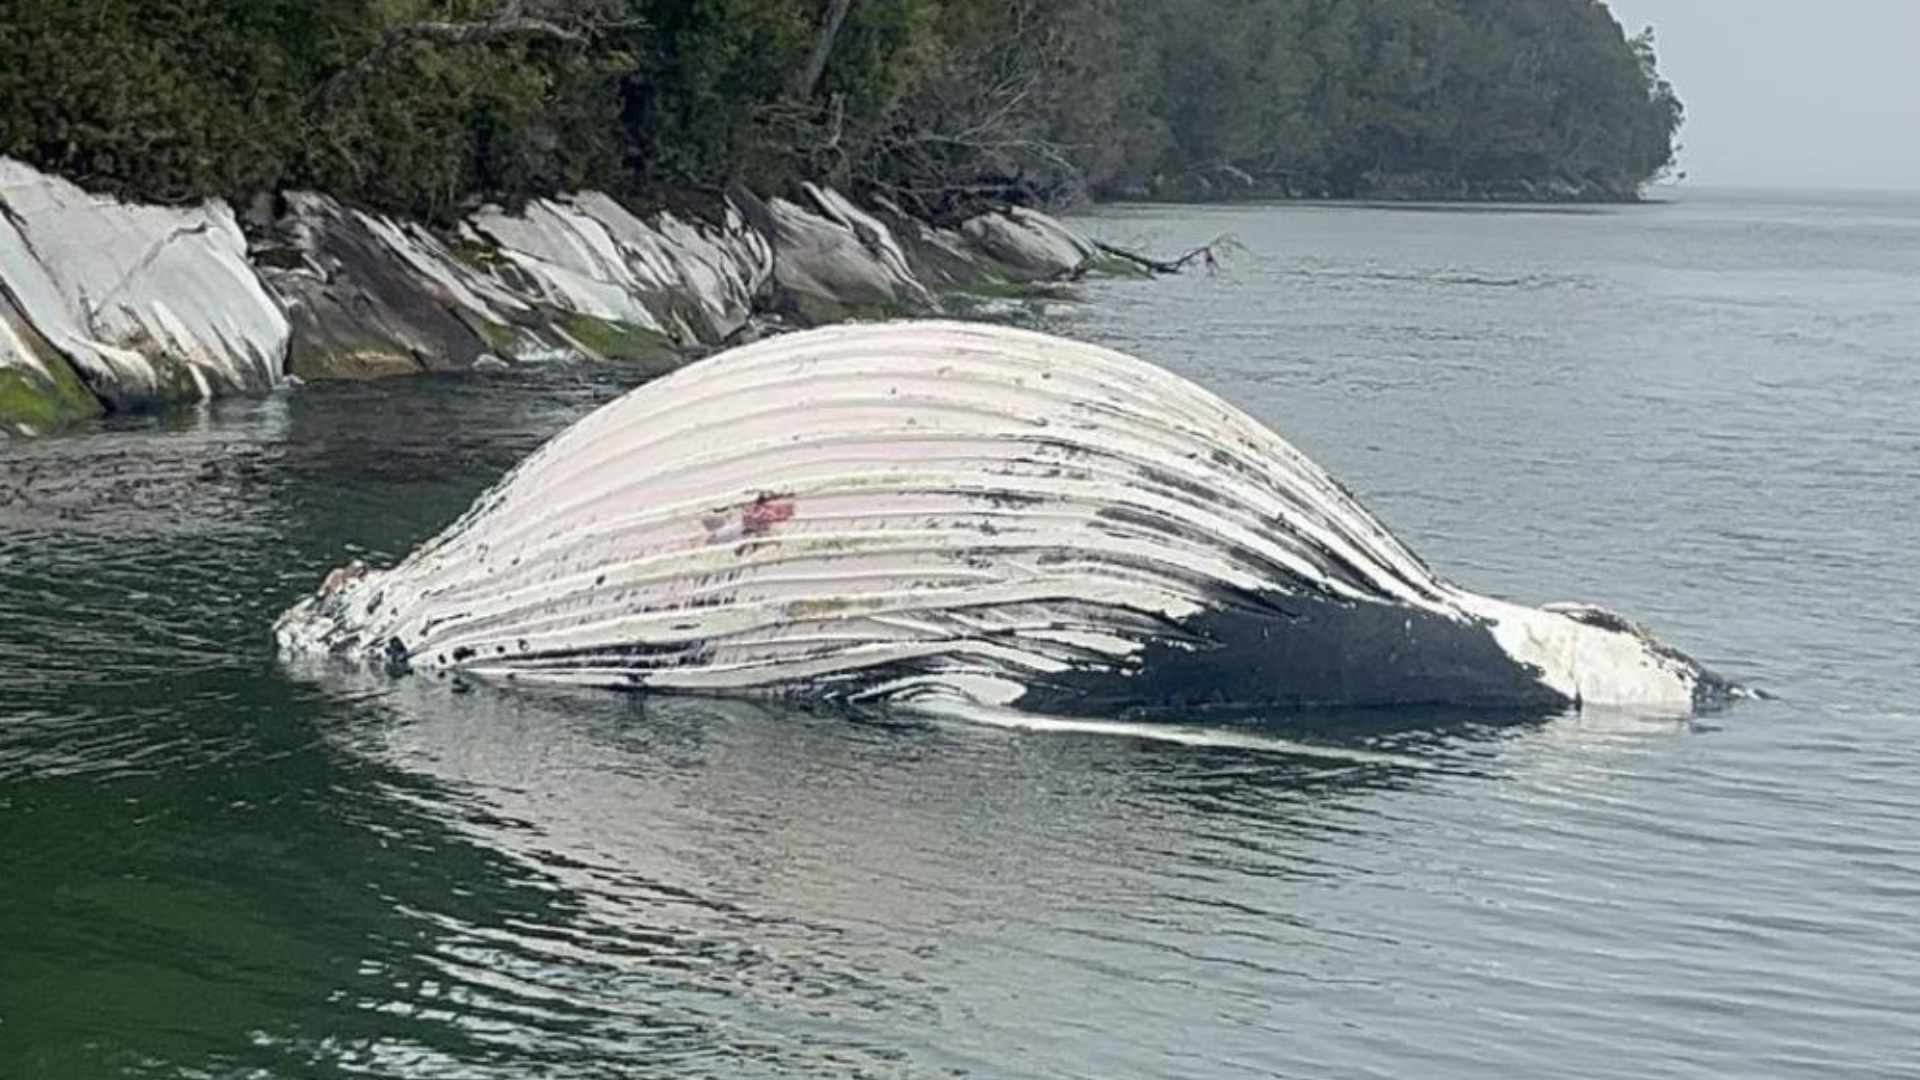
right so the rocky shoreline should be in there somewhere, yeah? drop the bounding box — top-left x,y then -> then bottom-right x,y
0,159 -> 1132,437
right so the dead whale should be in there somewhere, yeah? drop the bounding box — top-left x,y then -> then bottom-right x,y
276,321 -> 1739,715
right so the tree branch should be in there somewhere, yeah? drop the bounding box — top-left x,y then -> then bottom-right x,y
1091,236 -> 1236,275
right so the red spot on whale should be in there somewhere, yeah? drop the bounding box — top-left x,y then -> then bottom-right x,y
741,494 -> 796,536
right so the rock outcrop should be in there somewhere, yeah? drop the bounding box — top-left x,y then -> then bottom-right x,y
260,191 -> 775,380
259,193 -> 523,380
0,156 -> 1115,436
959,206 -> 1103,281
0,159 -> 288,431
761,184 -> 936,323
868,198 -> 1001,290
1,285 -> 100,435
471,192 -> 772,349
757,185 -> 1116,320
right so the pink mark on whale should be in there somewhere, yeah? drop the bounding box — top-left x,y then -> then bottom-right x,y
704,494 -> 798,543
742,494 -> 797,535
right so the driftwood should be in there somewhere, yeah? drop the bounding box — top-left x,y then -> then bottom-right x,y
1088,235 -> 1236,276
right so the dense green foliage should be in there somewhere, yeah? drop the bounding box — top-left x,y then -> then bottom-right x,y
0,0 -> 638,219
0,0 -> 1681,219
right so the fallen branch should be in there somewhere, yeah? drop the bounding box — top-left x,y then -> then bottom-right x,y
1091,235 -> 1236,275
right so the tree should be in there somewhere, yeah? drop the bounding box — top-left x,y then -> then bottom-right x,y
792,0 -> 856,99
0,0 -> 1685,214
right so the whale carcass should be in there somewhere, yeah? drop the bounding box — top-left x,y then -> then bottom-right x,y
276,321 -> 1736,714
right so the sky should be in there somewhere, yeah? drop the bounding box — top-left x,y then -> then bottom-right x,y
1602,0 -> 1920,190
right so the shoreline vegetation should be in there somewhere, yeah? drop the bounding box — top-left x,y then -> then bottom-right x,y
0,0 -> 1682,435
1,0 -> 1681,219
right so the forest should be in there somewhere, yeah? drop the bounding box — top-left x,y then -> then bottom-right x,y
0,0 -> 1683,222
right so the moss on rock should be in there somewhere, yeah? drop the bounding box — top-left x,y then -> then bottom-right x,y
0,358 -> 102,435
552,313 -> 682,375
287,344 -> 423,380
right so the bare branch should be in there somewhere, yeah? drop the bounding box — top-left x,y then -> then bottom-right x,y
1091,235 -> 1239,275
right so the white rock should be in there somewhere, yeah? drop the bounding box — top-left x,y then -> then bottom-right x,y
0,158 -> 287,407
470,193 -> 772,344
470,198 -> 667,333
1,287 -> 102,433
766,186 -> 935,316
960,206 -> 1098,280
802,184 -> 924,290
0,290 -> 52,381
351,209 -> 530,325
647,202 -> 775,340
867,195 -> 997,288
265,192 -> 532,377
267,188 -> 772,377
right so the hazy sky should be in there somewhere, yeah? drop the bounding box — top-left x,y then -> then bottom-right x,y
1603,0 -> 1920,190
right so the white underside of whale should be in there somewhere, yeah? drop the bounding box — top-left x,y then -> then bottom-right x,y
277,321 -> 1708,712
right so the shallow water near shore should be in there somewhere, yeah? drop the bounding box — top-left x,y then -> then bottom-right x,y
4,188 -> 1918,1078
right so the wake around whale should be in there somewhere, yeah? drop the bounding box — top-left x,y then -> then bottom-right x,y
276,321 -> 1741,716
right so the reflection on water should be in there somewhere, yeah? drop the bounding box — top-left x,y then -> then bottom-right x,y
5,189 -> 1920,1078
272,675 -> 1561,1078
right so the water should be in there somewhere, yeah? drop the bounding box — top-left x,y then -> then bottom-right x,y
4,189 -> 1917,1078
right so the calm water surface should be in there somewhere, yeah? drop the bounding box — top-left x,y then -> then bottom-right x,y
3,189 -> 1917,1077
